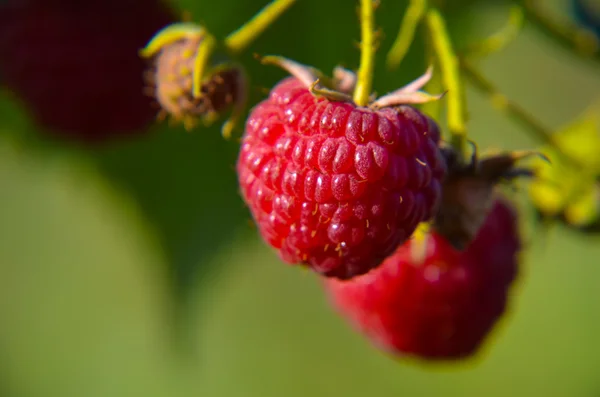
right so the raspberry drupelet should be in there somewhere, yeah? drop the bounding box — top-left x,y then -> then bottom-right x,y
237,57 -> 447,279
324,197 -> 521,360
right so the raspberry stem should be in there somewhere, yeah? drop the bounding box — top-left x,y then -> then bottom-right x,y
224,0 -> 297,55
459,58 -> 586,169
139,23 -> 205,59
220,65 -> 248,139
410,222 -> 431,264
425,8 -> 468,161
463,5 -> 524,58
192,33 -> 217,98
518,0 -> 600,66
353,0 -> 377,107
421,29 -> 443,122
386,0 -> 428,71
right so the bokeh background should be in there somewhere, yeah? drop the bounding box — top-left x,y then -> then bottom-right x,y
1,0 -> 600,396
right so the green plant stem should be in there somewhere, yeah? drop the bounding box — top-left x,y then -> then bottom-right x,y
421,27 -> 443,121
353,0 -> 377,107
519,0 -> 600,65
224,0 -> 297,55
464,5 -> 524,58
139,23 -> 205,59
192,33 -> 217,98
459,57 -> 584,168
386,0 -> 428,70
425,8 -> 467,160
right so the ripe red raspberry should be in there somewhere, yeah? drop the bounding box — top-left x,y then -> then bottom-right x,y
237,57 -> 446,279
0,0 -> 175,143
324,197 -> 521,360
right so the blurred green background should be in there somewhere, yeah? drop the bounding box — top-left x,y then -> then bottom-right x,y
1,0 -> 600,396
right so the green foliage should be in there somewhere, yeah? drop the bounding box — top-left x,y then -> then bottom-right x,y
528,101 -> 600,228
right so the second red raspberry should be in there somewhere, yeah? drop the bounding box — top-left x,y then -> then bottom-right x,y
237,77 -> 446,279
324,198 -> 521,359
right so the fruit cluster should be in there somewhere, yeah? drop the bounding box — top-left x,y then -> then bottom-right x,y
3,0 -> 597,364
233,2 -> 530,361
140,0 -> 541,362
144,0 -> 597,363
235,64 -> 524,360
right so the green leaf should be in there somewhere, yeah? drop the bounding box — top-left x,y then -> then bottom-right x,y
563,182 -> 600,227
528,100 -> 600,227
552,100 -> 600,170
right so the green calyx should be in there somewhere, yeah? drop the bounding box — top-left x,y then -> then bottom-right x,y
139,23 -> 206,59
140,0 -> 297,138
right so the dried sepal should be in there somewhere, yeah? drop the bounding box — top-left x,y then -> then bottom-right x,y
140,22 -> 205,59
142,23 -> 247,138
433,143 -> 544,250
257,54 -> 444,107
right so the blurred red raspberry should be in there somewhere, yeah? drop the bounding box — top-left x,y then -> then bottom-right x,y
324,198 -> 521,360
0,0 -> 176,143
